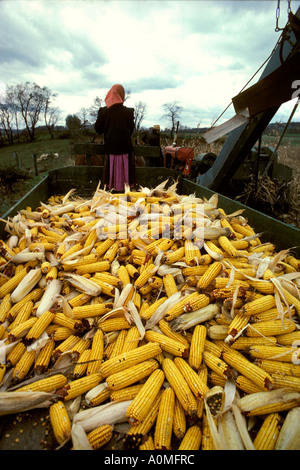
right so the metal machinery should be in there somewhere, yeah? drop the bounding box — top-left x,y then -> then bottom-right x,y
197,4 -> 300,193
163,4 -> 300,195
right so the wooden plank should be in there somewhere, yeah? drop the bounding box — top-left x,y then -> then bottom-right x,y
74,143 -> 161,158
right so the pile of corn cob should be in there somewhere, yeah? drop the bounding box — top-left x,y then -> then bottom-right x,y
0,179 -> 300,450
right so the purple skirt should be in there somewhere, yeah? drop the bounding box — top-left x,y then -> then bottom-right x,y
109,154 -> 130,191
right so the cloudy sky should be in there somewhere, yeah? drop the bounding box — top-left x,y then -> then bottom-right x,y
1,0 -> 300,130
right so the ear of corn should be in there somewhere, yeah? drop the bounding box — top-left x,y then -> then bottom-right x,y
154,387 -> 175,450
106,359 -> 159,391
178,425 -> 202,450
162,358 -> 198,419
87,424 -> 113,450
2,182 -> 300,451
49,401 -> 72,445
126,369 -> 165,426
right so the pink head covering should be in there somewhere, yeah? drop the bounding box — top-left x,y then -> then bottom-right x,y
105,84 -> 125,108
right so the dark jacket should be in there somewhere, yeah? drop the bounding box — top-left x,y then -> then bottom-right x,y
94,103 -> 135,185
95,103 -> 134,154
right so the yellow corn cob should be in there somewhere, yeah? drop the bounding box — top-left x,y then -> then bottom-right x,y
56,372 -> 102,401
98,317 -> 132,333
189,324 -> 207,370
197,261 -> 223,290
45,266 -> 58,282
110,384 -> 144,402
165,292 -> 210,322
249,344 -> 297,362
52,312 -> 83,332
126,263 -> 139,280
204,339 -> 223,357
94,238 -> 114,256
162,358 -> 198,419
126,369 -> 165,426
253,413 -> 280,450
246,319 -> 296,337
0,324 -> 6,340
100,341 -> 162,378
170,398 -> 185,441
106,359 -> 159,391
34,339 -> 55,374
49,401 -> 72,445
7,288 -> 43,321
109,329 -> 127,358
255,358 -> 300,377
174,357 -> 209,400
145,330 -> 189,358
201,414 -> 216,450
139,296 -> 168,321
41,261 -> 51,273
49,326 -> 74,341
218,235 -> 239,258
227,313 -> 250,340
239,294 -> 276,316
8,316 -> 38,342
184,239 -> 201,266
59,242 -> 82,261
0,267 -> 28,298
121,326 -> 140,353
162,274 -> 178,299
237,389 -> 300,416
209,371 -> 227,388
223,348 -> 273,390
134,263 -> 157,290
158,319 -> 189,347
0,293 -> 12,322
0,363 -> 6,383
139,435 -> 155,450
52,335 -> 80,360
285,255 -> 300,271
248,279 -> 274,294
277,330 -> 300,346
154,387 -> 175,450
72,302 -> 112,319
178,425 -> 202,450
270,373 -> 300,391
8,300 -> 33,330
231,336 -> 277,351
211,285 -> 248,301
24,310 -> 55,345
117,265 -> 130,286
203,350 -> 235,380
213,277 -> 250,289
75,261 -> 111,276
162,246 -> 185,265
87,424 -> 113,450
281,288 -> 300,315
86,384 -> 111,407
86,329 -> 104,375
103,240 -> 119,263
6,342 -> 26,368
73,349 -> 91,378
235,375 -> 265,394
12,349 -> 36,382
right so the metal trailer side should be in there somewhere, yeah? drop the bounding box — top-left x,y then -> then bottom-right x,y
1,166 -> 299,254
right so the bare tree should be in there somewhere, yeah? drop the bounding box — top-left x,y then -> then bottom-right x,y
0,102 -> 14,144
134,101 -> 147,139
162,101 -> 183,138
43,87 -> 60,139
78,107 -> 90,129
89,96 -> 103,122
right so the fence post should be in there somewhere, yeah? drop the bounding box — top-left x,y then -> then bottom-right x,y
32,153 -> 38,176
13,152 -> 21,169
